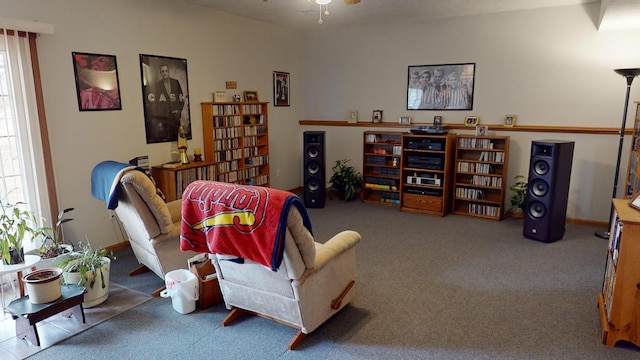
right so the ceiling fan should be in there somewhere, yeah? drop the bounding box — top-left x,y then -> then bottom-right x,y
310,0 -> 361,24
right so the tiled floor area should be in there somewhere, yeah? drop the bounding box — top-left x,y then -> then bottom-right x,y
0,276 -> 151,359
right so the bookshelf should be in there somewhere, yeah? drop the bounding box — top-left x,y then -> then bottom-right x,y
152,161 -> 216,202
362,131 -> 403,206
201,102 -> 269,187
598,198 -> 640,347
400,133 -> 455,216
452,135 -> 510,220
624,101 -> 640,198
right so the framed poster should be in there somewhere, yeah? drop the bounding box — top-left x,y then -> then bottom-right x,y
273,71 -> 290,106
139,54 -> 191,144
72,52 -> 121,111
407,63 -> 475,111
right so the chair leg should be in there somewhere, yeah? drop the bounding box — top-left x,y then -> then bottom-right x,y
288,330 -> 307,350
128,264 -> 150,276
222,308 -> 249,326
331,280 -> 355,310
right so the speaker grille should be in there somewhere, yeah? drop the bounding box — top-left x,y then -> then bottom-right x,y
530,179 -> 548,197
527,201 -> 546,219
303,131 -> 325,208
533,160 -> 549,176
307,146 -> 320,158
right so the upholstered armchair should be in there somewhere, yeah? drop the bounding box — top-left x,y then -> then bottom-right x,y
179,181 -> 361,350
91,162 -> 198,296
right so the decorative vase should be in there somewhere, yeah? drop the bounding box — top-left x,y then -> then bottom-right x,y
62,257 -> 110,308
22,268 -> 63,304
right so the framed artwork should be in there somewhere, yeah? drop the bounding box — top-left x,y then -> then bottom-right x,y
399,117 -> 412,124
465,116 -> 479,127
433,116 -> 442,126
273,71 -> 290,106
244,90 -> 259,102
504,114 -> 517,127
372,110 -> 383,123
407,63 -> 475,111
139,54 -> 191,144
72,52 -> 121,111
476,125 -> 488,136
348,109 -> 358,123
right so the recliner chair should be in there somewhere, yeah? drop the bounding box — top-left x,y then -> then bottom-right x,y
113,169 -> 198,295
197,188 -> 361,350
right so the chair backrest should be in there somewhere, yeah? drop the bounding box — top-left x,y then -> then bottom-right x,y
116,170 -> 174,239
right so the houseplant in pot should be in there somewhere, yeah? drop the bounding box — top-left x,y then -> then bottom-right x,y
0,200 -> 46,265
60,240 -> 115,308
328,159 -> 363,202
506,175 -> 528,218
28,207 -> 75,269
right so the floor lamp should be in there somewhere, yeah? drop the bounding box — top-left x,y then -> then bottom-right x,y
595,68 -> 640,239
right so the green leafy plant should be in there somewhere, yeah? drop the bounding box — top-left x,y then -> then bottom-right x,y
508,175 -> 528,213
60,240 -> 115,289
328,159 -> 363,202
39,207 -> 74,259
0,200 -> 46,264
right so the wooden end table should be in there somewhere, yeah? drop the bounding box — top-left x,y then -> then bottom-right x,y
5,284 -> 86,346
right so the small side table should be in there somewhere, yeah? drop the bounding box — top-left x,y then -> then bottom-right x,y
5,284 -> 86,346
0,254 -> 41,309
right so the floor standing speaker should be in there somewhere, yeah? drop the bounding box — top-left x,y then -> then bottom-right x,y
523,140 -> 575,243
303,131 -> 325,208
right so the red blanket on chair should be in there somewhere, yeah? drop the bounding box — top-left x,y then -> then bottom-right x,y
179,181 -> 311,270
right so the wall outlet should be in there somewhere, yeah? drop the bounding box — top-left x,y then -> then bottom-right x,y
108,210 -> 116,221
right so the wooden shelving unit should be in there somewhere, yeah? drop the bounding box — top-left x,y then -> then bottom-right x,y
152,161 -> 216,202
362,131 -> 403,206
624,101 -> 640,199
201,102 -> 269,187
598,198 -> 640,347
400,133 -> 455,217
452,135 -> 510,220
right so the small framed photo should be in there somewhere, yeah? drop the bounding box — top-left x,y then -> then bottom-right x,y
475,125 -> 488,136
348,109 -> 359,123
630,192 -> 640,211
464,116 -> 479,127
399,116 -> 412,125
433,116 -> 442,126
372,110 -> 383,123
273,71 -> 289,106
504,114 -> 516,127
243,90 -> 259,102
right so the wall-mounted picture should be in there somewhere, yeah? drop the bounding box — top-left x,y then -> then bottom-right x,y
273,71 -> 289,106
407,63 -> 475,111
465,116 -> 479,127
72,52 -> 121,111
140,54 -> 191,144
504,114 -> 517,127
244,90 -> 259,102
372,110 -> 383,123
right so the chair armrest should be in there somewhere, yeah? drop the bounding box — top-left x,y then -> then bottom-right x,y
166,199 -> 182,223
314,230 -> 360,271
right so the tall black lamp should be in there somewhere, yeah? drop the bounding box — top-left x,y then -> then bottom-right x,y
595,68 -> 640,239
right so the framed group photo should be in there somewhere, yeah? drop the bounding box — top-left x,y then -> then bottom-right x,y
72,52 -> 121,111
407,63 -> 475,111
273,71 -> 289,106
139,54 -> 191,144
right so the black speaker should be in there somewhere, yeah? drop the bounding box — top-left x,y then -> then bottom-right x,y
523,140 -> 575,243
303,131 -> 325,208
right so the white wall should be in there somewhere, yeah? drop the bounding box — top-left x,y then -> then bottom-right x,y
3,1 -> 640,250
302,3 -> 640,223
0,0 -> 305,249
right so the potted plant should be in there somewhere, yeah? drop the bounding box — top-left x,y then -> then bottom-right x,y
60,240 -> 115,308
0,200 -> 46,265
328,159 -> 363,202
507,175 -> 528,217
28,207 -> 75,269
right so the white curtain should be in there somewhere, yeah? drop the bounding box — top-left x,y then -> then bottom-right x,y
0,29 -> 51,249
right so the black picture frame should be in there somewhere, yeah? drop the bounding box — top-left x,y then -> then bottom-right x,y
273,71 -> 290,106
407,63 -> 475,111
139,54 -> 191,144
72,52 -> 121,111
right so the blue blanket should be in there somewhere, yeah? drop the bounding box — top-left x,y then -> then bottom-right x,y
91,161 -> 136,209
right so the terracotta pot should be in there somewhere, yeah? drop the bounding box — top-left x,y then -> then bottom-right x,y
23,268 -> 63,304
